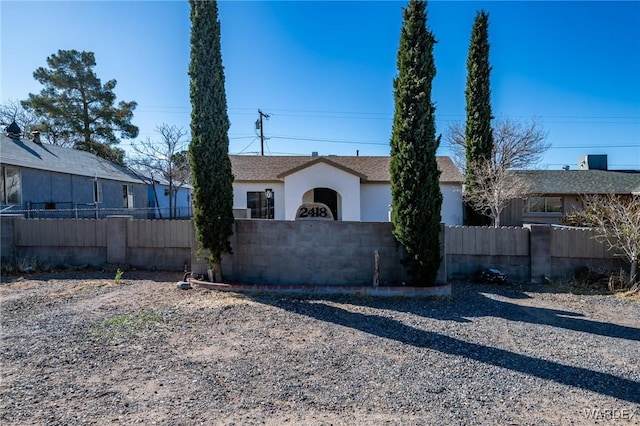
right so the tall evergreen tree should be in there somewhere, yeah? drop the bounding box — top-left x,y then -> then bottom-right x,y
22,49 -> 138,165
464,10 -> 493,225
188,0 -> 234,280
390,0 -> 442,286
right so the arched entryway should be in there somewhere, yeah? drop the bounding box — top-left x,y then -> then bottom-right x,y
302,187 -> 340,220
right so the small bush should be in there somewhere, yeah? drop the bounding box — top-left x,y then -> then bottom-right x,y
91,311 -> 162,340
0,257 -> 50,276
572,266 -> 639,295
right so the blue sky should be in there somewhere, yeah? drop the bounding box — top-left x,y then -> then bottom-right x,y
1,0 -> 639,170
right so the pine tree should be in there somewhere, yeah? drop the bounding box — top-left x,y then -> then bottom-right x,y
22,50 -> 138,165
188,0 -> 234,280
390,0 -> 442,286
464,10 -> 493,226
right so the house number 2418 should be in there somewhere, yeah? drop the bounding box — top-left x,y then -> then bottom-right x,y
295,203 -> 334,220
298,206 -> 329,218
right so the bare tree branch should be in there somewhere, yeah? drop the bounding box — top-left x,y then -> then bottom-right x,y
463,161 -> 532,227
445,121 -> 467,172
446,118 -> 549,172
1,99 -> 76,147
129,124 -> 190,219
446,118 -> 549,227
0,100 -> 39,137
566,194 -> 640,290
493,118 -> 550,170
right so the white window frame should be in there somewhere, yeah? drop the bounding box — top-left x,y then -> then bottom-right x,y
123,184 -> 134,209
1,166 -> 21,205
93,179 -> 103,204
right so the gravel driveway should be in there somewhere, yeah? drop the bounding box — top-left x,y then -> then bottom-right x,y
1,271 -> 638,425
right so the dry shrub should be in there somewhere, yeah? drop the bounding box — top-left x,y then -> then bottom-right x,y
0,257 -> 50,276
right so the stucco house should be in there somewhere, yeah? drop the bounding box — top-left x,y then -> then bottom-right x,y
230,154 -> 464,225
1,130 -> 148,218
500,157 -> 640,226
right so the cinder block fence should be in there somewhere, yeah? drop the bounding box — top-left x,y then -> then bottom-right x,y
0,215 -> 192,271
1,215 -> 627,284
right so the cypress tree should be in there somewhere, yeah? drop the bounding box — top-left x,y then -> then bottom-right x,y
390,0 -> 442,286
464,10 -> 493,226
188,0 -> 234,280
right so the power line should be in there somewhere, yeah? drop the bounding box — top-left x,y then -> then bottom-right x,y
237,137 -> 259,155
548,144 -> 640,149
132,105 -> 640,124
270,135 -> 388,146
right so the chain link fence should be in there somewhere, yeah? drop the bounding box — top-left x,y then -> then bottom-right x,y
1,204 -> 192,220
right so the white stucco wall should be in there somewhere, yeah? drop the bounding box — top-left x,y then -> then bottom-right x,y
283,163 -> 361,221
441,183 -> 463,225
360,182 -> 462,225
232,182 -> 285,220
360,183 -> 392,222
231,167 -> 462,225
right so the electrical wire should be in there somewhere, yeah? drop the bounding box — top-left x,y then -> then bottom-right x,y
237,137 -> 259,155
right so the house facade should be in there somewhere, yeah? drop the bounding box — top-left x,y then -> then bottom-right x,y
1,132 -> 148,218
147,178 -> 192,219
230,155 -> 464,225
500,166 -> 640,226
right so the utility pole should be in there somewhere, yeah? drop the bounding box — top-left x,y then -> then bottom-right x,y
256,109 -> 270,156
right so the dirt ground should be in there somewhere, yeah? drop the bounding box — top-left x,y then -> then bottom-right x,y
1,270 -> 638,425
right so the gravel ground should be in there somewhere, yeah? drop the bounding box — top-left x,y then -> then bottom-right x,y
0,271 -> 638,425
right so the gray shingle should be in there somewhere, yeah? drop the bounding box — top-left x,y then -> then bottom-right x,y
1,135 -> 144,184
512,169 -> 640,195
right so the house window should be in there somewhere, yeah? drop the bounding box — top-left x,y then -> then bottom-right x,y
123,184 -> 134,208
93,179 -> 103,203
528,197 -> 563,213
1,166 -> 21,205
247,191 -> 274,219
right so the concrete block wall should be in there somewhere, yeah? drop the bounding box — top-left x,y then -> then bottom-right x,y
4,215 -> 629,285
227,220 -> 411,286
0,215 -> 22,260
1,215 -> 191,270
550,257 -> 628,281
446,254 -> 530,282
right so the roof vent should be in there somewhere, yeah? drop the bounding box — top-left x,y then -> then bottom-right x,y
32,130 -> 42,144
6,121 -> 21,139
578,154 -> 608,171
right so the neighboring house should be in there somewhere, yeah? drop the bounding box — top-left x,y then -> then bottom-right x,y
146,175 -> 192,219
1,130 -> 148,218
230,154 -> 464,225
500,157 -> 640,226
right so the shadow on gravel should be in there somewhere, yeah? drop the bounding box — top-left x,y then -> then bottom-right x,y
342,283 -> 640,342
246,289 -> 640,405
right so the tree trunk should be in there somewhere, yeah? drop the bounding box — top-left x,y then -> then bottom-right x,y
208,261 -> 223,283
629,259 -> 638,286
152,184 -> 163,219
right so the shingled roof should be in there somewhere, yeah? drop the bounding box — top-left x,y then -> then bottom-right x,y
229,155 -> 463,183
1,134 -> 144,184
512,169 -> 640,195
